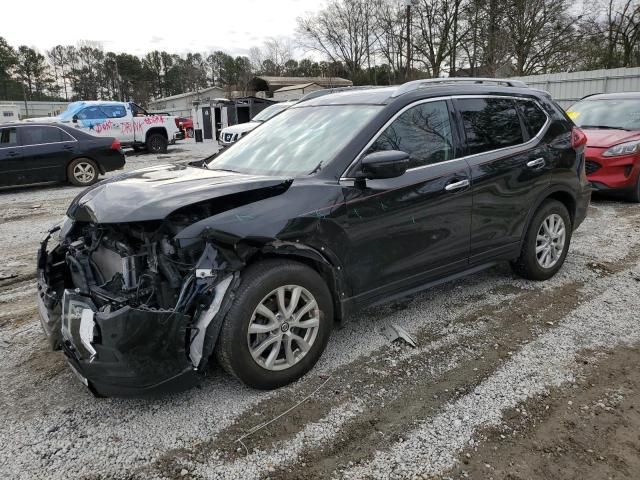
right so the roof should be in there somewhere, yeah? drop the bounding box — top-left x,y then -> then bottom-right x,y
297,80 -> 542,107
274,82 -> 322,93
295,87 -> 397,106
258,76 -> 353,89
2,121 -> 68,128
150,86 -> 225,103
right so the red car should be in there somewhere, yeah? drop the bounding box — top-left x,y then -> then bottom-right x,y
568,93 -> 640,202
176,117 -> 194,138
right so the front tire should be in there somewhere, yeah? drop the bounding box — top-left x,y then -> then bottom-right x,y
146,133 -> 168,154
67,158 -> 99,186
216,259 -> 333,389
511,200 -> 572,281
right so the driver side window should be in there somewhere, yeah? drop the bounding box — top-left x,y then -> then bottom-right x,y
367,100 -> 454,169
77,106 -> 108,121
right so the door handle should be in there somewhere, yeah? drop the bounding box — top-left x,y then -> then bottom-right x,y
63,145 -> 74,151
527,157 -> 545,169
7,151 -> 19,157
444,179 -> 470,192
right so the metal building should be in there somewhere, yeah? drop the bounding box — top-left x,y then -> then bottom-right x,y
511,67 -> 640,108
149,86 -> 226,117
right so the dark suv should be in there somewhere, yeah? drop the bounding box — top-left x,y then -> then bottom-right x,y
37,79 -> 591,396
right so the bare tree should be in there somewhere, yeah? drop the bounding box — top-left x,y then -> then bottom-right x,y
297,0 -> 377,77
505,0 -> 577,75
411,0 -> 466,78
373,0 -> 408,83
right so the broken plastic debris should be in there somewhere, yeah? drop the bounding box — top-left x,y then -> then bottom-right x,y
381,324 -> 417,347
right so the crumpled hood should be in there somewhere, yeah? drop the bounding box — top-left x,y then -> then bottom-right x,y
67,164 -> 293,223
583,129 -> 640,148
221,122 -> 260,136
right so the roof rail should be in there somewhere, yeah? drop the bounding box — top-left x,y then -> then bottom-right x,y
391,77 -> 528,98
297,85 -> 385,103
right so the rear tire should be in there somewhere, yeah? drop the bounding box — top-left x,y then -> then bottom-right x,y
510,200 -> 572,281
67,158 -> 99,186
146,133 -> 168,154
216,259 -> 333,389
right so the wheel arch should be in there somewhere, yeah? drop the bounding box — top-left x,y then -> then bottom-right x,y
145,127 -> 168,142
522,186 -> 577,244
242,242 -> 347,323
66,156 -> 102,180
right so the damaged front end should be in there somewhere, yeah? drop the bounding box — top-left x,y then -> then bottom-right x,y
37,217 -> 238,397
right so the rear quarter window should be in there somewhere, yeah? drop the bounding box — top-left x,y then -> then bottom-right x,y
0,127 -> 17,146
517,100 -> 548,137
456,98 -> 525,155
101,105 -> 127,118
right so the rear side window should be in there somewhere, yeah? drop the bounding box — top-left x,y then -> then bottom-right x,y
0,127 -> 17,146
456,98 -> 524,155
517,100 -> 547,137
101,105 -> 127,118
77,106 -> 108,120
20,126 -> 65,145
366,100 -> 454,169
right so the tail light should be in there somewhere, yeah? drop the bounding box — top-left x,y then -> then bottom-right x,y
571,127 -> 587,150
175,118 -> 181,128
110,138 -> 121,150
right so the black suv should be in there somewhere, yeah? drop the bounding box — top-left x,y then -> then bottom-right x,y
37,79 -> 591,396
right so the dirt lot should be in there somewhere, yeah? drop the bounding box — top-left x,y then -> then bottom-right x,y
0,143 -> 639,479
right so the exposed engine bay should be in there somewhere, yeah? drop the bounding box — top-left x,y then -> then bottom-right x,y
37,218 -> 239,396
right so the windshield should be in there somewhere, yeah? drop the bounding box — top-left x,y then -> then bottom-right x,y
568,99 -> 640,131
58,102 -> 85,121
251,103 -> 291,122
208,105 -> 382,176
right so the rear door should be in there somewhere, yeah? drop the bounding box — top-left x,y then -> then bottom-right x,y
0,126 -> 22,186
100,104 -> 131,143
18,126 -> 75,183
337,99 -> 472,302
454,96 -> 551,262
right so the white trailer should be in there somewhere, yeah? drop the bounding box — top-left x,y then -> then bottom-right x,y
0,104 -> 20,124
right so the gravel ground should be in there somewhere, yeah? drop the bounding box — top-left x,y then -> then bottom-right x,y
0,145 -> 639,480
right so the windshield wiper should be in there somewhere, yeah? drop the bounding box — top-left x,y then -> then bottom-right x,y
580,125 -> 630,131
308,161 -> 323,175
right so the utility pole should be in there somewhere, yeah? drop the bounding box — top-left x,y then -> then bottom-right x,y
404,0 -> 412,81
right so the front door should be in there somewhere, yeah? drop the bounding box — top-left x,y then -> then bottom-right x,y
453,97 -> 552,261
202,107 -> 213,140
0,126 -> 23,187
334,99 -> 472,303
18,125 -> 74,183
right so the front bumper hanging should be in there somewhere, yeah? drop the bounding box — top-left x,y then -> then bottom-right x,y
36,230 -> 227,397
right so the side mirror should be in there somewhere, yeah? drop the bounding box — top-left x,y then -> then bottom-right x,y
360,150 -> 410,180
72,114 -> 78,124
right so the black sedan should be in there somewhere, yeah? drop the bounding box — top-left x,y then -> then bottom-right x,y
0,122 -> 125,187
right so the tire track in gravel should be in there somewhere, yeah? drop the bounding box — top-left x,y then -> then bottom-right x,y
337,265 -> 640,479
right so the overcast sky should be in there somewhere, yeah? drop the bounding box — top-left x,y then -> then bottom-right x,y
2,0 -> 324,57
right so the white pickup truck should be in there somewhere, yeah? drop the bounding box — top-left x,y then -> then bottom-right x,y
26,101 -> 182,153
